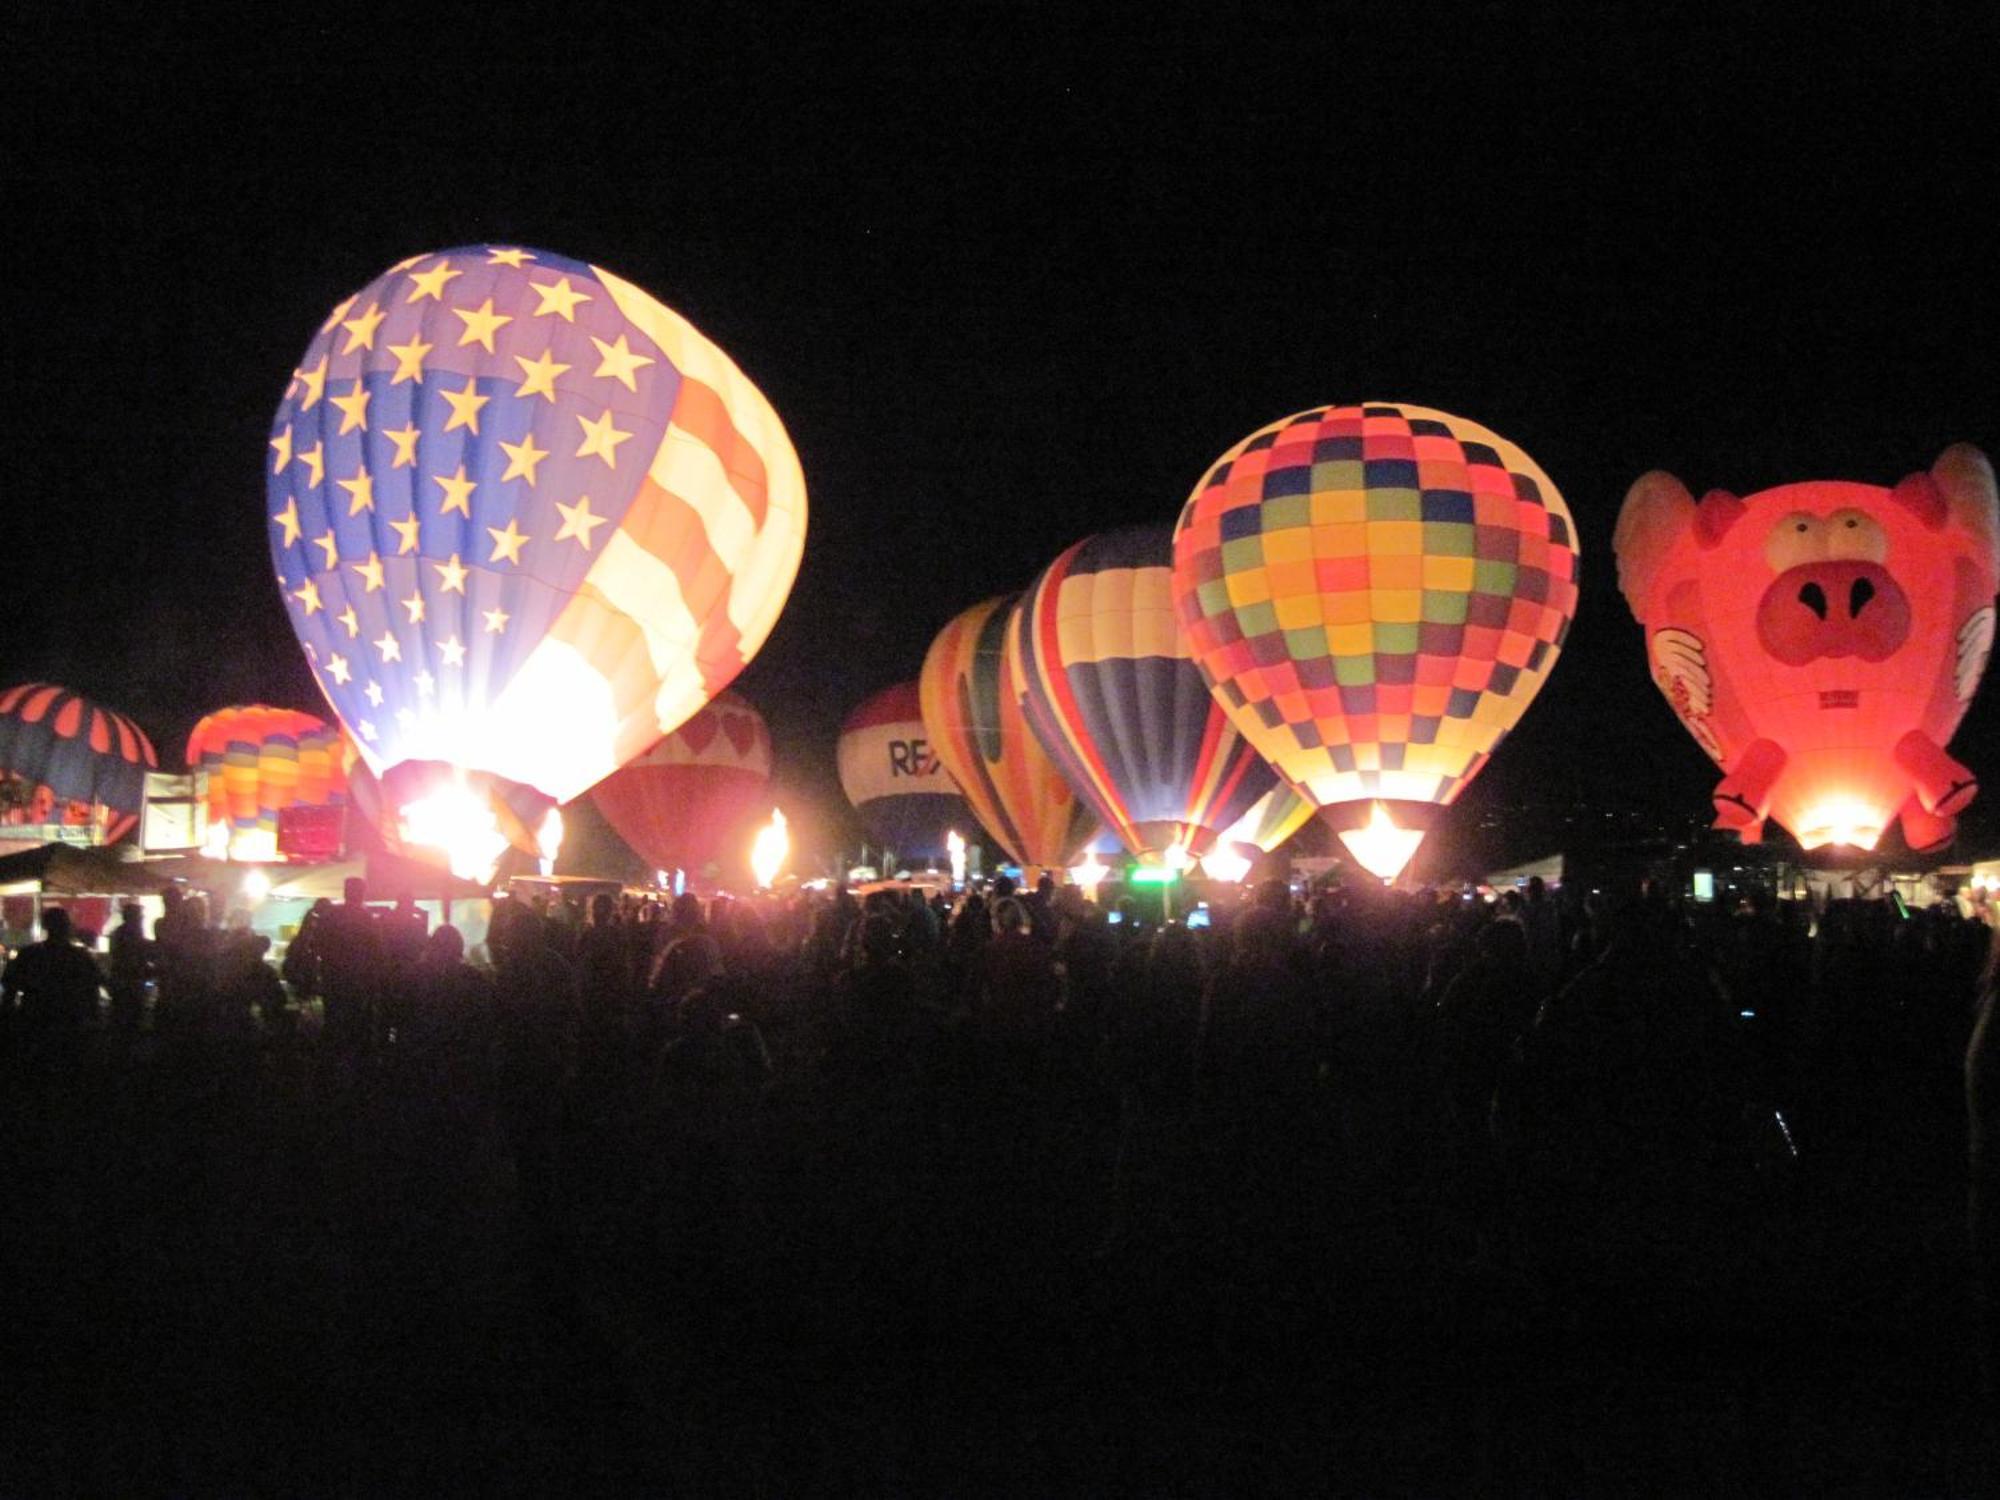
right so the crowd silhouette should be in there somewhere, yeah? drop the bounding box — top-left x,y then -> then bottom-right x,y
3,870 -> 1997,1493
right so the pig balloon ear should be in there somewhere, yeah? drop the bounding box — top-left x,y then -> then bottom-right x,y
1931,443 -> 1999,575
1615,470 -> 1697,617
1693,488 -> 1747,550
1890,472 -> 1949,530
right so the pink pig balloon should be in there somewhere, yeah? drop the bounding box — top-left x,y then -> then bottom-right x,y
1615,445 -> 1998,852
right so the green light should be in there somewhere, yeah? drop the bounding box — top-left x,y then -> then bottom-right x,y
1128,866 -> 1179,885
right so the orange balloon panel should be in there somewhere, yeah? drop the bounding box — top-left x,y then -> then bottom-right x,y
919,596 -> 1097,873
1615,447 -> 1999,851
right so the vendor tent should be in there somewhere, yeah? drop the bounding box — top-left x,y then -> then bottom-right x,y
0,843 -> 178,896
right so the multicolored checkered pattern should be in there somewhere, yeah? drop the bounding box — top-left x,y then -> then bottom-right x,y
1171,404 -> 1579,811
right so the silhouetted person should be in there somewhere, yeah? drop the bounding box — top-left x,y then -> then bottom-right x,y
411,923 -> 493,1071
282,897 -> 332,1000
1970,925 -> 2000,1391
1501,895 -> 1743,1294
3,907 -> 104,1056
830,912 -> 918,1084
217,931 -> 286,1034
488,900 -> 582,1250
577,890 -> 636,1045
1522,874 -> 1563,991
974,897 -> 1060,1056
1432,917 -> 1534,1234
317,877 -> 382,1051
106,900 -> 154,1030
153,884 -> 212,1023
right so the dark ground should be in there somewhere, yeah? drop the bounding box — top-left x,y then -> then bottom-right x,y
3,920 -> 1993,1499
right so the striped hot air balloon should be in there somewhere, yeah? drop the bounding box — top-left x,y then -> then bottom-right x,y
1009,525 -> 1275,861
0,683 -> 158,843
836,681 -> 970,857
1216,780 -> 1318,855
919,597 -> 1098,877
1172,404 -> 1579,881
267,245 -> 806,814
590,690 -> 773,874
185,705 -> 349,860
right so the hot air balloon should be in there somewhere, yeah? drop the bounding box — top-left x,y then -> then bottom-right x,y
836,681 -> 970,858
919,597 -> 1097,878
186,705 -> 349,861
344,756 -> 561,882
1197,780 -> 1322,883
1009,525 -> 1275,862
0,684 -> 158,843
1217,781 -> 1318,855
591,691 -> 773,875
267,244 -> 806,874
1614,445 -> 1997,852
1172,404 -> 1579,881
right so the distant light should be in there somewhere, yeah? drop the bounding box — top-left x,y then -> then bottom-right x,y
1739,1009 -> 1756,1019
242,867 -> 272,904
1794,797 -> 1887,852
1198,847 -> 1252,884
1336,801 -> 1425,883
535,808 -> 564,877
1129,865 -> 1179,886
750,808 -> 788,889
231,828 -> 280,863
946,829 -> 967,889
1071,852 -> 1109,897
399,775 -> 509,883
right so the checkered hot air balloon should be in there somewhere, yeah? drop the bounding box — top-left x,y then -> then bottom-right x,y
919,598 -> 1099,877
0,684 -> 158,843
185,705 -> 348,860
590,691 -> 773,874
836,681 -> 970,858
1171,404 -> 1579,880
1009,525 -> 1275,862
266,245 -> 807,820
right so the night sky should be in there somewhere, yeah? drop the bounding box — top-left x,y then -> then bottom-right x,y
7,8 -> 1997,862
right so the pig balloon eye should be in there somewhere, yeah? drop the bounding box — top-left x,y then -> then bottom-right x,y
1765,512 -> 1826,571
1824,508 -> 1887,563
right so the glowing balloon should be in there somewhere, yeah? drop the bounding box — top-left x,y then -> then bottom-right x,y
266,244 -> 806,815
347,758 -> 555,881
1615,445 -> 1998,852
1172,404 -> 1579,881
590,690 -> 773,873
919,597 -> 1098,876
1217,781 -> 1318,855
836,681 -> 970,856
0,683 -> 157,842
186,705 -> 348,860
1009,525 -> 1275,862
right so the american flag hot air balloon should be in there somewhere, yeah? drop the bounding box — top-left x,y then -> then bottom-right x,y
267,245 -> 807,826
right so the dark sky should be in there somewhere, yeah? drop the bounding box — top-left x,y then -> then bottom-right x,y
6,7 -> 1997,858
